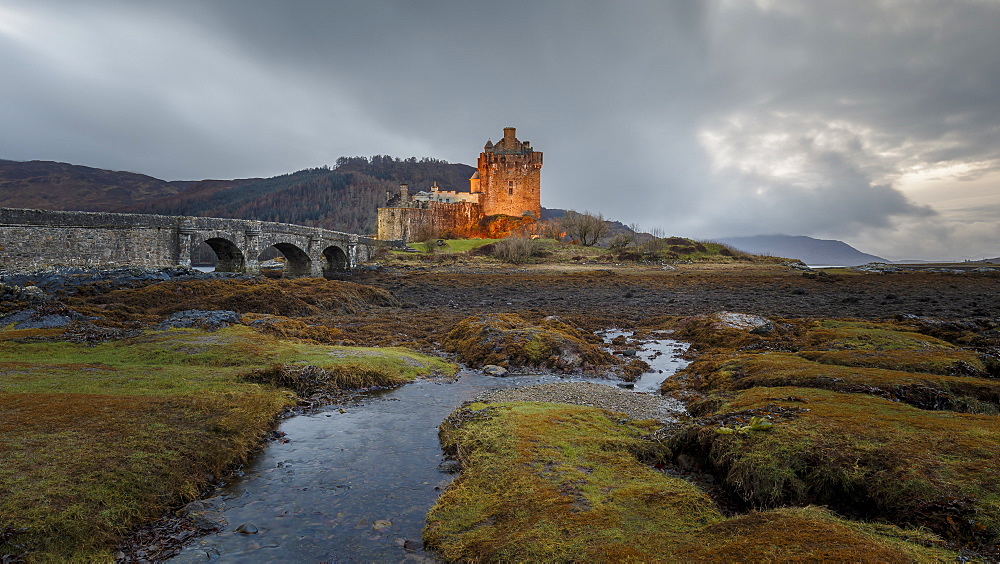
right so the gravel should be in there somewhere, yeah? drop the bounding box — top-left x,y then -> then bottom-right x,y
475,381 -> 686,423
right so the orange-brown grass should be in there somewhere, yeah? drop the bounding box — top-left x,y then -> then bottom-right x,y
424,401 -> 957,561
0,390 -> 292,560
442,313 -> 617,370
675,352 -> 1000,413
666,386 -> 1000,549
0,327 -> 67,341
240,313 -> 348,344
67,277 -> 398,325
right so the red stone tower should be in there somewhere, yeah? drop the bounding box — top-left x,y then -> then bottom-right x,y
473,127 -> 542,218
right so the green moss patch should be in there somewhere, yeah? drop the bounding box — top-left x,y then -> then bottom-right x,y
443,313 -> 617,371
0,391 -> 293,560
666,386 -> 1000,548
425,401 -> 957,561
0,326 -> 455,396
676,352 -> 1000,413
0,325 -> 453,560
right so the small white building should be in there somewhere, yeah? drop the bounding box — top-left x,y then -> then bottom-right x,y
411,181 -> 480,204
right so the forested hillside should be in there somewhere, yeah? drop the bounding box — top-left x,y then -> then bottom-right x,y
132,156 -> 477,234
1,155 -> 478,235
334,155 -> 476,193
132,168 -> 392,235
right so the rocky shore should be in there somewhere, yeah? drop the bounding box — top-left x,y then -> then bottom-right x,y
476,381 -> 685,423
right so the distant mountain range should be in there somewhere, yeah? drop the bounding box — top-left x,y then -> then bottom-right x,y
713,235 -> 888,266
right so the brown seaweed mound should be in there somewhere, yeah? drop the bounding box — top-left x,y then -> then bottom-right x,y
443,313 -> 617,371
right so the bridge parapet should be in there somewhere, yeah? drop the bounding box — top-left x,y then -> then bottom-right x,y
0,207 -> 381,276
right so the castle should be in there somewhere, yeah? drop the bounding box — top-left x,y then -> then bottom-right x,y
377,127 -> 542,241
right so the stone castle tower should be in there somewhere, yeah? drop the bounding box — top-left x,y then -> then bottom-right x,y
471,127 -> 542,218
377,126 -> 542,241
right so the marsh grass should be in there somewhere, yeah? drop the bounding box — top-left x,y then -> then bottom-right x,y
0,325 -> 454,560
667,317 -> 998,412
668,386 -> 1000,548
424,401 -> 958,561
659,315 -> 1000,552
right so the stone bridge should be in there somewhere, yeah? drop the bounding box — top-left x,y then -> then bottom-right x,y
0,208 -> 383,276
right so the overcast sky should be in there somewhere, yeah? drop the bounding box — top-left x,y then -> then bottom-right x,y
2,0 -> 998,260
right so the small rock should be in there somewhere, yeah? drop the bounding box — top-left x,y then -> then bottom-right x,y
403,539 -> 423,552
373,519 -> 392,532
482,364 -> 509,377
437,460 -> 462,473
621,349 -> 637,357
181,500 -> 228,531
234,522 -> 259,534
156,309 -> 240,331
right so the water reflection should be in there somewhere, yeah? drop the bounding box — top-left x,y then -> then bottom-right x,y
172,337 -> 689,562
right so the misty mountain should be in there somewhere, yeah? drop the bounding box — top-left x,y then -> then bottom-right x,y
713,235 -> 887,266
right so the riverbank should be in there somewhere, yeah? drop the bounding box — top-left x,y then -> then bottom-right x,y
2,263 -> 998,560
0,276 -> 455,561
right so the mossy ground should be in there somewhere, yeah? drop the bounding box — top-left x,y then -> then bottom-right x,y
666,317 -> 999,413
668,387 -> 1000,548
424,401 -> 958,562
0,323 -> 454,561
659,314 -> 1000,555
443,313 -> 617,371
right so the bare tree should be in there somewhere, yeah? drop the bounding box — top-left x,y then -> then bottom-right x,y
561,210 -> 609,246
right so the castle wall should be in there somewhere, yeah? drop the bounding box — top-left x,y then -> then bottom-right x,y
377,203 -> 482,242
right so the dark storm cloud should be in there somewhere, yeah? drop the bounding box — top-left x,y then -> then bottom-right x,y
1,0 -> 998,259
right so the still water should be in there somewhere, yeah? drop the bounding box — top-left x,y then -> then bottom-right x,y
171,335 -> 689,563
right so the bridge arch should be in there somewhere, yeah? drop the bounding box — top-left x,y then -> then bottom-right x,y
322,245 -> 350,276
270,242 -> 312,277
204,237 -> 245,272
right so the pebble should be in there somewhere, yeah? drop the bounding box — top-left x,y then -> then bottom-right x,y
475,382 -> 685,422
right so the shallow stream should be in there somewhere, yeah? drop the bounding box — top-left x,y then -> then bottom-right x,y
171,334 -> 689,562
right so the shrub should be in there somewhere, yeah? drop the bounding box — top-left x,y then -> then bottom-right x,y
490,237 -> 539,264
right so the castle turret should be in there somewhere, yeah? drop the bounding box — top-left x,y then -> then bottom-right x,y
469,170 -> 481,194
476,127 -> 542,218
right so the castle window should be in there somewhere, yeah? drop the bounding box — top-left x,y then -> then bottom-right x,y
508,180 -> 515,195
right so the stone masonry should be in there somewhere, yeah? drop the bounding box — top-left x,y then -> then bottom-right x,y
377,126 -> 542,242
0,208 -> 381,276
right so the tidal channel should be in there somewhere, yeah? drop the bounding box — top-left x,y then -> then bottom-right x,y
171,334 -> 689,563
